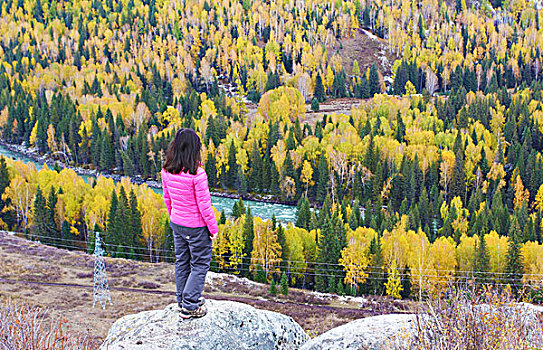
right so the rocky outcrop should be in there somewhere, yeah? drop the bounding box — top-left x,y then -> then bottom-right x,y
300,314 -> 418,350
99,300 -> 309,350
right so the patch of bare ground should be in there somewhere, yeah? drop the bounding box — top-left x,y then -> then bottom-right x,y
330,28 -> 397,76
303,97 -> 366,122
0,231 -> 412,348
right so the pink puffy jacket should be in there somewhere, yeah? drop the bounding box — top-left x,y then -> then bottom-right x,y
161,167 -> 219,236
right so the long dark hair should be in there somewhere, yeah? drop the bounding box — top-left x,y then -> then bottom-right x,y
163,128 -> 202,175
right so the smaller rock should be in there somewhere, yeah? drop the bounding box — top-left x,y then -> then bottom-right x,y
300,314 -> 418,350
100,300 -> 309,350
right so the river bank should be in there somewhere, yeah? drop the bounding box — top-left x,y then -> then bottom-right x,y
0,140 -> 298,222
0,140 -> 297,205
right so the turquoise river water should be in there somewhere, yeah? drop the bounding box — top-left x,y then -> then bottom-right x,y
0,144 -> 297,222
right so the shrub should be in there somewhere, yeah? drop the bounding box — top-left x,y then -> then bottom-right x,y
139,281 -> 160,289
0,300 -> 91,349
402,286 -> 543,350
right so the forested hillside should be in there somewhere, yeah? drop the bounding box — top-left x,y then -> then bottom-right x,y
1,0 -> 543,299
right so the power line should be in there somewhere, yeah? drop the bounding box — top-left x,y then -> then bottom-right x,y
4,235 -> 543,281
10,233 -> 543,279
1,238 -> 540,286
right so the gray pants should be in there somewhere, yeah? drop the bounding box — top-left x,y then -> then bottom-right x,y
171,222 -> 212,311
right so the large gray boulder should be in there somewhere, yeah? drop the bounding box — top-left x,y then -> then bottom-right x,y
99,300 -> 309,350
301,314 -> 418,350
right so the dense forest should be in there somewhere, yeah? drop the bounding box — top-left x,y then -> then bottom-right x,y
1,0 -> 543,299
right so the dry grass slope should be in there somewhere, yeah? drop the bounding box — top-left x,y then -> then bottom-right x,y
0,231 -> 408,348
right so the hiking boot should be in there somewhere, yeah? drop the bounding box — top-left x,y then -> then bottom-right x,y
178,297 -> 205,310
179,304 -> 207,319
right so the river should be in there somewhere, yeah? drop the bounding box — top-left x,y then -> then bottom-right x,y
0,144 -> 297,222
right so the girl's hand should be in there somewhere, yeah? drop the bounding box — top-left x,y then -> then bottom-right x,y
210,233 -> 217,241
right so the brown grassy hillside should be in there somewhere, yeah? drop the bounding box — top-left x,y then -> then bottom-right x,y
0,231 -> 409,348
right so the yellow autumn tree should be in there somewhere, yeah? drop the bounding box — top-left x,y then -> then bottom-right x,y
257,86 -> 305,123
456,233 -> 477,275
56,169 -> 89,230
29,121 -> 39,147
429,236 -> 457,296
385,260 -> 403,299
406,228 -> 433,298
251,217 -> 282,281
213,221 -> 231,271
2,174 -> 36,229
536,184 -> 543,212
83,179 -> 112,231
440,196 -> 469,237
521,241 -> 543,286
227,217 -> 246,274
513,174 -> 530,208
339,227 -> 374,290
161,106 -> 181,128
485,230 -> 509,282
381,215 -> 412,269
439,150 -> 455,200
283,226 -> 309,284
300,160 -> 314,198
138,185 -> 168,262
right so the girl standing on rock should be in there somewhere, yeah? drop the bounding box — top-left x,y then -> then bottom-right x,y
161,128 -> 218,319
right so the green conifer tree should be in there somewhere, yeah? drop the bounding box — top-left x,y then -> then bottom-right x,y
418,15 -> 425,40
276,225 -> 287,273
242,207 -> 254,277
400,265 -> 412,299
270,161 -> 280,195
32,186 -> 48,242
316,209 -> 346,292
33,0 -> 43,22
475,231 -> 491,285
106,190 -> 118,252
238,167 -> 248,194
336,279 -> 345,296
227,141 -> 238,188
358,75 -> 370,98
327,275 -> 336,294
270,278 -> 277,296
205,154 -> 218,187
369,63 -> 381,96
46,186 -> 59,245
129,189 -> 144,258
314,73 -> 326,102
100,132 -> 115,171
395,111 -> 405,143
295,197 -> 311,230
0,157 -> 13,227
255,264 -> 267,283
280,272 -> 289,296
311,98 -> 320,112
316,154 -> 329,202
248,142 -> 262,191
505,216 -> 524,292
368,235 -> 385,295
